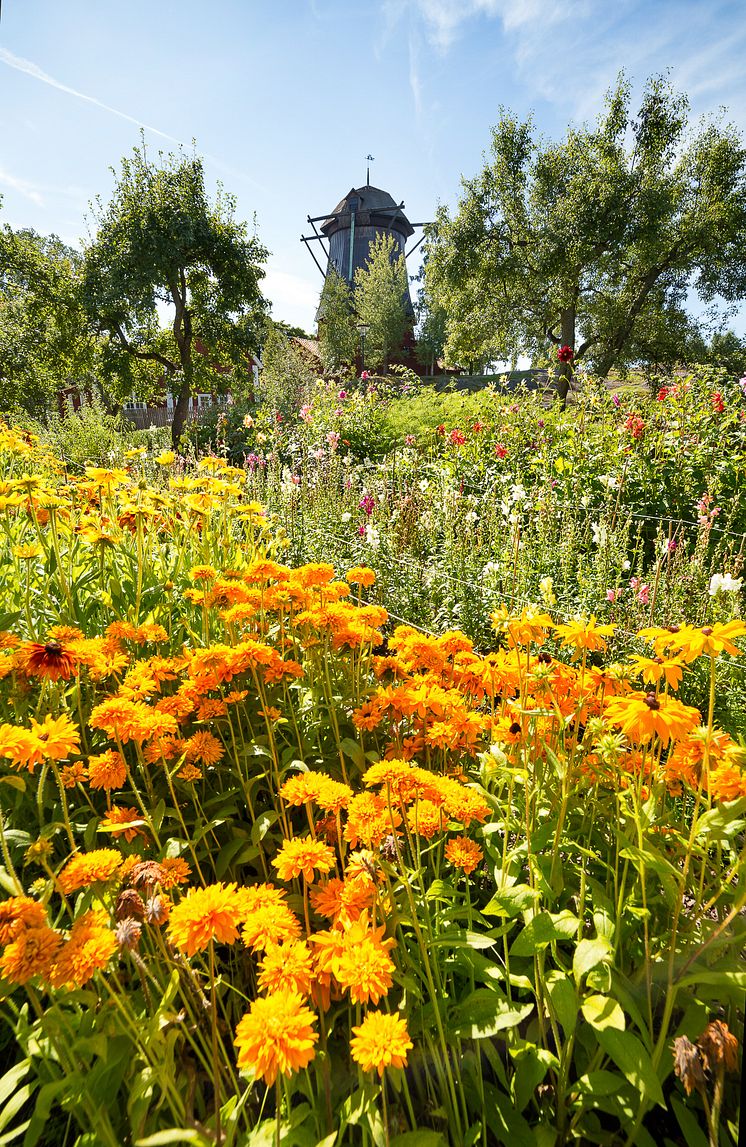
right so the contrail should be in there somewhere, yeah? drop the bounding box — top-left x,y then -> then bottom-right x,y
0,45 -> 189,147
0,46 -> 266,190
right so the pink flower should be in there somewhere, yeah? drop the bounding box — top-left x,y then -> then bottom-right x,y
450,429 -> 466,446
612,394 -> 621,407
361,371 -> 370,381
326,431 -> 340,451
359,494 -> 375,516
606,589 -> 621,603
405,435 -> 416,446
300,405 -> 313,424
358,524 -> 365,537
338,390 -> 348,400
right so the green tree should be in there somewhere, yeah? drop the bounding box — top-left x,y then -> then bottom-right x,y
0,214 -> 95,415
317,266 -> 357,373
258,322 -> 318,419
425,75 -> 746,400
80,142 -> 268,444
705,330 -> 746,378
354,232 -> 409,372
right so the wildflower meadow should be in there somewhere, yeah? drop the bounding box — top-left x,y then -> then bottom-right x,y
0,373 -> 744,1147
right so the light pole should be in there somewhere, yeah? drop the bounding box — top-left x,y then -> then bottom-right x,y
357,321 -> 370,374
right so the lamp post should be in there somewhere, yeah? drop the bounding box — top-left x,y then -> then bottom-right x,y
357,321 -> 370,374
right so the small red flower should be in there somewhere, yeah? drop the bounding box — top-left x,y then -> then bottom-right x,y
624,414 -> 645,440
436,424 -> 446,437
557,345 -> 574,363
494,444 -> 508,459
711,392 -> 725,413
449,429 -> 466,446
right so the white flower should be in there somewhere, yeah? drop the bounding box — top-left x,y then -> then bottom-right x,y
510,484 -> 527,503
341,512 -> 352,524
418,479 -> 430,492
365,523 -> 380,549
709,573 -> 743,596
598,474 -> 619,490
622,560 -> 631,571
591,522 -> 607,547
465,510 -> 478,525
539,576 -> 557,607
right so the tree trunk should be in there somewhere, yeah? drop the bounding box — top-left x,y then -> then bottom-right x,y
555,307 -> 576,407
171,367 -> 193,447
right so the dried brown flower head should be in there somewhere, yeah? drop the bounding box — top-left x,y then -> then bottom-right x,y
698,1020 -> 739,1074
115,917 -> 142,951
130,861 -> 166,890
672,1035 -> 706,1096
115,889 -> 145,922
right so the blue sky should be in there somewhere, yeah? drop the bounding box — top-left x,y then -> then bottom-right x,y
2,0 -> 746,335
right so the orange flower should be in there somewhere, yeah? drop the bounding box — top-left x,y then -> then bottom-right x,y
99,806 -> 147,843
88,750 -> 127,791
49,910 -> 117,988
272,837 -> 336,884
31,713 -> 81,762
183,730 -> 224,767
167,882 -> 250,956
241,903 -> 302,952
444,836 -> 483,874
333,916 -> 396,1005
351,1011 -> 412,1075
344,793 -> 400,849
0,925 -> 61,984
0,896 -> 47,945
234,990 -> 318,1085
258,940 -> 314,997
20,639 -> 79,681
58,849 -> 124,893
346,566 -> 376,588
160,857 -> 192,889
627,655 -> 685,691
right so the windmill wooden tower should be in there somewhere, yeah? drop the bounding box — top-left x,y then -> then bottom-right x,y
302,164 -> 430,323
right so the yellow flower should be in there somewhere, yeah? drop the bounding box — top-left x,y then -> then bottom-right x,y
604,692 -> 700,746
554,616 -> 615,654
234,991 -> 318,1085
155,451 -> 176,466
346,566 -> 376,588
351,1010 -> 412,1075
257,940 -> 314,997
167,883 -> 250,956
272,837 -> 336,884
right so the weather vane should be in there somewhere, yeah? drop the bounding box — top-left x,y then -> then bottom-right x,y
366,155 -> 374,185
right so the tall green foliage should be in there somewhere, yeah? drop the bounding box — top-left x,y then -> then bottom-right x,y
317,266 -> 357,373
425,74 -> 746,399
0,215 -> 94,415
80,141 -> 269,444
354,232 -> 409,371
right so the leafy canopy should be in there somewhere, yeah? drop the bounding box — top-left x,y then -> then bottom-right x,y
354,232 -> 410,371
0,212 -> 95,416
424,74 -> 746,385
80,141 -> 268,441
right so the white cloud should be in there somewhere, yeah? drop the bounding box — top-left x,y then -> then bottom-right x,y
0,47 -> 187,146
0,167 -> 44,206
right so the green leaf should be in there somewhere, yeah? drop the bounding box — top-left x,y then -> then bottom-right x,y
671,1096 -> 709,1147
510,910 -> 575,955
0,1061 -> 30,1111
135,1132 -> 208,1146
449,989 -> 533,1039
581,994 -> 625,1032
574,1070 -> 627,1097
545,971 -> 578,1034
340,738 -> 364,768
390,1134 -> 447,1147
573,938 -> 612,984
0,778 -> 25,794
677,969 -> 746,991
595,1027 -> 665,1108
251,811 -> 278,845
482,883 -> 538,917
